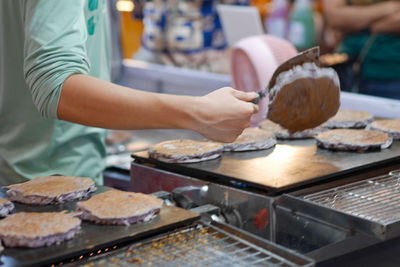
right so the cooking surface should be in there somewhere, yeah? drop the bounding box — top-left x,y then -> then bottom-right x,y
133,139 -> 400,193
0,187 -> 199,267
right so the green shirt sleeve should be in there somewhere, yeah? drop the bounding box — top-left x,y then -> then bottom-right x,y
23,0 -> 91,119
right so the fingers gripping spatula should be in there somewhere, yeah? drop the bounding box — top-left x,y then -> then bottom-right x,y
254,46 -> 340,133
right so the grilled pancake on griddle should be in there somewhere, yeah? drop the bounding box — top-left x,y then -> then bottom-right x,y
315,129 -> 392,152
369,119 -> 400,140
275,127 -> 327,140
148,139 -> 223,163
0,211 -> 81,248
325,109 -> 373,129
77,190 -> 163,225
5,176 -> 97,205
223,128 -> 276,152
259,119 -> 326,139
259,119 -> 282,132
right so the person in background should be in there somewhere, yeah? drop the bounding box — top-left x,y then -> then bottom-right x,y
323,0 -> 400,99
137,0 -> 250,73
0,0 -> 258,186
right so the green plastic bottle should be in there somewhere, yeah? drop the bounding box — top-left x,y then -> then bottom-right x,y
288,0 -> 315,50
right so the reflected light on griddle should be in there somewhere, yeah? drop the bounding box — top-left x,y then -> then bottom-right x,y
268,145 -> 306,161
215,144 -> 339,188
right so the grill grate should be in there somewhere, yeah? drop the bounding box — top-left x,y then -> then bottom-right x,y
82,223 -> 309,267
303,174 -> 400,225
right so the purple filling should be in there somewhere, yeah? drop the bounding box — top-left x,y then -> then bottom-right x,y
0,201 -> 14,217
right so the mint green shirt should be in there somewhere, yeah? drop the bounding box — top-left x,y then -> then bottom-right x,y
0,0 -> 111,185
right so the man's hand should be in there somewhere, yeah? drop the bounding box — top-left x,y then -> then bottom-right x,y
371,11 -> 400,34
192,87 -> 259,143
59,75 -> 258,143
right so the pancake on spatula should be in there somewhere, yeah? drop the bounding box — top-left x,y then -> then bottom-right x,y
5,176 -> 97,205
266,47 -> 340,133
77,190 -> 163,225
315,129 -> 392,152
325,109 -> 373,129
148,139 -> 223,163
368,119 -> 400,140
223,127 -> 276,152
0,211 -> 81,248
0,198 -> 14,217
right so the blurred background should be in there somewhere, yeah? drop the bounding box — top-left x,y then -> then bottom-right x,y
113,0 -> 336,75
110,0 -> 400,100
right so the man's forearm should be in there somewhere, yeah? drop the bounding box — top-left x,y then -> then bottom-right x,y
57,74 -> 258,143
323,0 -> 399,32
371,13 -> 400,34
58,74 -> 198,130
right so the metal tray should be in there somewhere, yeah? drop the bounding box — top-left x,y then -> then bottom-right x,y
133,140 -> 400,193
276,172 -> 400,240
79,220 -> 315,267
0,187 -> 200,267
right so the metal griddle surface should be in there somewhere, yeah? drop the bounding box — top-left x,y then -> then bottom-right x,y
133,140 -> 400,193
0,187 -> 199,267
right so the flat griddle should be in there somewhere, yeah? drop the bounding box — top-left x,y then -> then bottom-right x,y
132,140 -> 400,193
0,187 -> 199,267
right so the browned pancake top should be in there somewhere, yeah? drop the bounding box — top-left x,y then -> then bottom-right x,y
0,212 -> 81,238
5,176 -> 95,197
371,119 -> 400,132
149,139 -> 223,156
268,76 -> 340,133
231,128 -> 275,144
258,120 -> 282,132
77,190 -> 163,219
327,109 -> 372,122
0,198 -> 10,206
316,129 -> 390,144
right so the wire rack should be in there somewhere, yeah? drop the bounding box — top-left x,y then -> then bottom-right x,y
82,223 -> 311,267
304,173 -> 400,225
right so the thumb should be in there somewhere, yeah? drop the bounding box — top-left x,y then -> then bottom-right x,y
232,90 -> 259,102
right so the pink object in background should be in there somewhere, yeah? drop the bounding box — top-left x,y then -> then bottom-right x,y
231,35 -> 298,126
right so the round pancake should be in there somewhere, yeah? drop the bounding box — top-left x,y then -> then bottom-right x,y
268,62 -> 340,133
223,128 -> 276,151
275,127 -> 327,140
368,119 -> 400,140
0,212 -> 81,248
315,129 -> 392,152
0,197 -> 14,217
258,119 -> 282,132
5,176 -> 97,205
148,139 -> 223,163
77,190 -> 163,225
259,119 -> 326,140
325,109 -> 373,129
